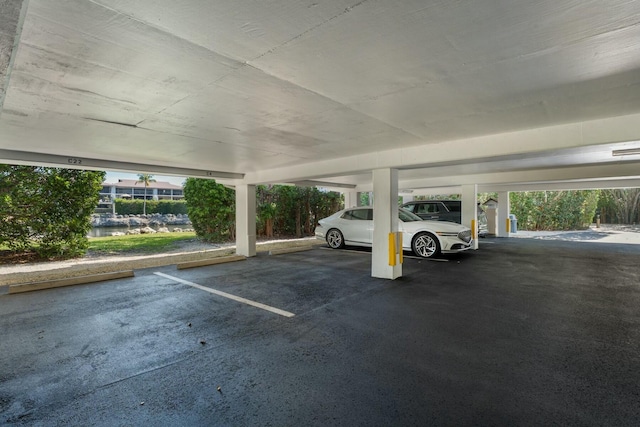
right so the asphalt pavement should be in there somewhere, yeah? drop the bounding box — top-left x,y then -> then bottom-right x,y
1,236 -> 639,426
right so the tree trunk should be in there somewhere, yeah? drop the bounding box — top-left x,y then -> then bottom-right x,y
266,218 -> 273,238
143,184 -> 147,215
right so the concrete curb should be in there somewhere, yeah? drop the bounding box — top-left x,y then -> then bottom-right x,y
176,254 -> 246,270
9,270 -> 135,294
268,246 -> 314,256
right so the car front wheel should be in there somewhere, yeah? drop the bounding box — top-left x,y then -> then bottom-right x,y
412,232 -> 440,258
326,228 -> 345,249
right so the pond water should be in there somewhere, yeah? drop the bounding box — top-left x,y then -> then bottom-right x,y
88,225 -> 189,238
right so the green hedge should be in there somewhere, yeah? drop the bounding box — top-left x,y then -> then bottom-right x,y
115,199 -> 188,215
510,190 -> 599,231
0,165 -> 105,258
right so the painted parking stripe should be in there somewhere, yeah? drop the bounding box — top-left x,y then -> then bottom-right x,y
154,272 -> 295,318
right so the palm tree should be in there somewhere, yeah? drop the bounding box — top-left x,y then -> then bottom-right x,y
137,173 -> 156,215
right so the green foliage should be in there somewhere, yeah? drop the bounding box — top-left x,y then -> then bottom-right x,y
597,189 -> 640,224
413,193 -> 497,204
0,165 -> 105,258
115,199 -> 187,215
510,190 -> 599,231
183,178 -> 236,242
257,185 -> 342,238
183,181 -> 341,242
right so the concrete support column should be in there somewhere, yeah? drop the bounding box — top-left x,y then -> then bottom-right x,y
497,191 -> 510,237
235,184 -> 256,257
344,191 -> 358,209
371,168 -> 402,280
461,184 -> 479,249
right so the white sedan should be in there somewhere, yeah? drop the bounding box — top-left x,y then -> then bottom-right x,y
314,207 -> 473,258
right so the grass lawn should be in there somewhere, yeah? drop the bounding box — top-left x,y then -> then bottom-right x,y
88,232 -> 200,255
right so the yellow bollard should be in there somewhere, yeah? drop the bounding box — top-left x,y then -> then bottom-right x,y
388,232 -> 403,265
471,219 -> 477,240
506,218 -> 511,234
388,232 -> 396,266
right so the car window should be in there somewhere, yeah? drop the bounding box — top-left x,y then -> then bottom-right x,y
403,204 -> 416,213
399,208 -> 422,222
341,208 -> 372,220
442,201 -> 460,212
417,203 -> 439,214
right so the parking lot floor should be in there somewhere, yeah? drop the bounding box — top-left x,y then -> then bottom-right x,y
1,237 -> 639,426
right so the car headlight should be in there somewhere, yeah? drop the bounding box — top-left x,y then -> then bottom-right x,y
457,230 -> 472,243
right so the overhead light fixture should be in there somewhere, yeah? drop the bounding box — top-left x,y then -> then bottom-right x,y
612,148 -> 640,157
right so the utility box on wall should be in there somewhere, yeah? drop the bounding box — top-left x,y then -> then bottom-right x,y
483,198 -> 499,236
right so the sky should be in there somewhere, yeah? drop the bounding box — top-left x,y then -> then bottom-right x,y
104,171 -> 187,186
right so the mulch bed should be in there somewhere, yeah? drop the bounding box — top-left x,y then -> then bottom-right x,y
0,250 -> 55,265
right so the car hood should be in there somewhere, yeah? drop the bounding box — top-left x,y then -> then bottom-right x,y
407,220 -> 470,232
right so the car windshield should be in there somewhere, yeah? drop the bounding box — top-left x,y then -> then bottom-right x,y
399,208 -> 422,222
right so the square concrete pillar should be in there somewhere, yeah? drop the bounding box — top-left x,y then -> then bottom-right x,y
344,191 -> 358,209
236,184 -> 256,257
497,191 -> 510,237
371,168 -> 402,280
461,184 -> 479,249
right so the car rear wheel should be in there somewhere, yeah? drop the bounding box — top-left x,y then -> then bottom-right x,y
326,228 -> 345,249
412,232 -> 440,258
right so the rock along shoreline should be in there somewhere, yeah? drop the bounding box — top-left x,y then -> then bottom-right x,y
91,213 -> 191,228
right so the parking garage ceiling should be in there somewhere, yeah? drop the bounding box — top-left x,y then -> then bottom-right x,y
1,0 -> 640,191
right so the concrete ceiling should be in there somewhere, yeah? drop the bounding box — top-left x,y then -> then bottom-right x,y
1,0 -> 640,192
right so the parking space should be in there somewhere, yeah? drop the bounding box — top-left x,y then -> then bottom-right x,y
1,238 -> 639,425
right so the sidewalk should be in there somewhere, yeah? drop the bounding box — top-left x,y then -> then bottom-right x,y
510,224 -> 640,244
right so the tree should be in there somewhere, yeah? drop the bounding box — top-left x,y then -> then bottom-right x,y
261,185 -> 341,237
0,165 -> 105,258
183,178 -> 236,242
137,173 -> 156,215
510,190 -> 599,230
598,189 -> 640,224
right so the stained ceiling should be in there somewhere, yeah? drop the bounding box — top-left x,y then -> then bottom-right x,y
1,0 -> 640,192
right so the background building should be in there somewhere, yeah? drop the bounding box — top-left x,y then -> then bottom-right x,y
97,179 -> 184,213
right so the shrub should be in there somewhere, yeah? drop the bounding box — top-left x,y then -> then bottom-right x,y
510,190 -> 599,231
115,199 -> 187,215
0,165 -> 105,258
183,178 -> 235,242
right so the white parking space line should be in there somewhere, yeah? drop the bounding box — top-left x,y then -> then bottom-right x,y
403,255 -> 449,261
154,272 -> 295,318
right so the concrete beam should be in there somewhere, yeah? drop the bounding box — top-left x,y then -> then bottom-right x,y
0,148 -> 243,181
0,0 -> 27,111
243,112 -> 640,185
358,162 -> 640,194
486,178 -> 640,192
